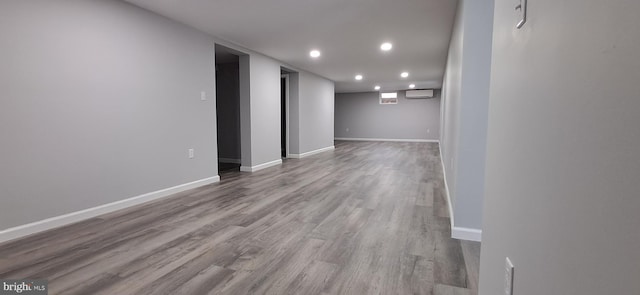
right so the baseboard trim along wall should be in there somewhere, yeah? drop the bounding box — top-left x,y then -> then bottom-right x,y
240,159 -> 283,172
438,143 -> 482,242
0,176 -> 221,244
439,143 -> 456,228
335,137 -> 439,143
288,146 -> 335,159
219,158 -> 241,164
452,226 -> 483,241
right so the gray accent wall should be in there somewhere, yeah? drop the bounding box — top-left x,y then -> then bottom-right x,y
334,91 -> 441,141
479,0 -> 640,294
440,0 -> 494,232
0,0 -> 217,229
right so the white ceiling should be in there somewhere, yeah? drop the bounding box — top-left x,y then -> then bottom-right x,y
124,0 -> 458,93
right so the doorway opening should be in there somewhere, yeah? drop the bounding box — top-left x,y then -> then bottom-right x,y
215,45 -> 241,174
280,73 -> 288,158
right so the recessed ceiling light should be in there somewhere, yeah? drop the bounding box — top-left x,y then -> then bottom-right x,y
355,74 -> 363,80
409,84 -> 416,88
309,50 -> 321,58
401,72 -> 409,78
380,42 -> 393,51
374,85 -> 381,90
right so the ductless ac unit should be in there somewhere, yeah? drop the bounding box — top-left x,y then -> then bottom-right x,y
406,89 -> 434,98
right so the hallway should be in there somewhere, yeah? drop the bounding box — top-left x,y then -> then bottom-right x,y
0,142 -> 478,294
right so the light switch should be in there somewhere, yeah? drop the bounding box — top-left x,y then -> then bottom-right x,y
515,0 -> 527,29
504,257 -> 514,295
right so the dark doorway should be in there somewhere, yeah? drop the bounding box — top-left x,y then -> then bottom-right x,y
280,75 -> 287,158
215,45 -> 241,173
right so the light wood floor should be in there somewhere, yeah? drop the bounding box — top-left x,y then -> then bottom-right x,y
0,141 -> 478,295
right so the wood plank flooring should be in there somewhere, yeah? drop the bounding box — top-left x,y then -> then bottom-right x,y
0,141 -> 476,295
460,241 -> 481,293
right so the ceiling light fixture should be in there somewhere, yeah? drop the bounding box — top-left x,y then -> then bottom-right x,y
401,72 -> 409,78
409,84 -> 416,88
374,85 -> 381,90
355,74 -> 363,81
309,50 -> 321,58
380,42 -> 393,51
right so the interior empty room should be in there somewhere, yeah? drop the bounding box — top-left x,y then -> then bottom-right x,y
1,1 -> 638,295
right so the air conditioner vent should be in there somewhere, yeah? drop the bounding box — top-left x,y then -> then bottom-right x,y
406,89 -> 434,98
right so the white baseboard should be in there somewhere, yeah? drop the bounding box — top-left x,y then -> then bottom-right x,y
335,137 -> 439,143
452,227 -> 483,242
0,176 -> 220,244
438,143 -> 482,242
240,159 -> 282,172
219,158 -> 241,164
439,143 -> 456,228
289,146 -> 335,159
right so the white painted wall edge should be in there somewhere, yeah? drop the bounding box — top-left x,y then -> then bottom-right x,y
438,143 -> 483,242
288,146 -> 335,159
335,137 -> 439,143
0,175 -> 221,244
219,158 -> 241,164
240,159 -> 282,172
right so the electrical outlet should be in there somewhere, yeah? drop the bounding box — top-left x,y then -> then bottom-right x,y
504,257 -> 514,295
346,128 -> 349,132
427,128 -> 430,133
200,91 -> 206,101
188,149 -> 194,159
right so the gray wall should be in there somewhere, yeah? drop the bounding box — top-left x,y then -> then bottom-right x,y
479,0 -> 640,294
215,62 -> 240,161
210,39 -> 335,165
335,91 -> 441,141
0,0 -> 217,229
440,0 -> 493,233
441,4 -> 463,213
247,55 -> 281,166
239,55 -> 252,167
287,71 -> 335,156
288,73 -> 301,154
297,72 -> 335,153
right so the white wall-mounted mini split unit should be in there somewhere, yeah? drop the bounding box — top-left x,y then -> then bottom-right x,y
405,89 -> 434,98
